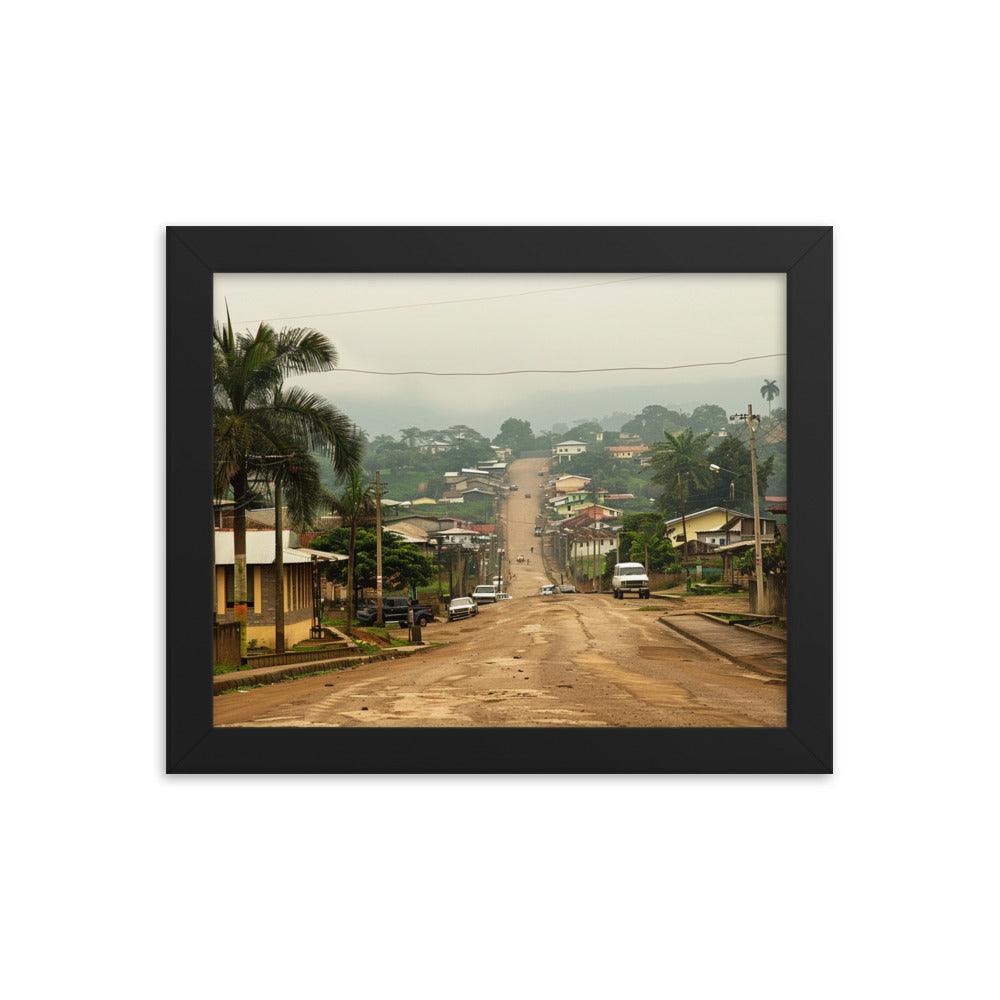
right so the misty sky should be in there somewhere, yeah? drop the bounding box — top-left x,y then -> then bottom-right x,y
213,273 -> 785,437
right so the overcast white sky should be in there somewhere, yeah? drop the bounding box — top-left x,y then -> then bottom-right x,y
213,273 -> 785,436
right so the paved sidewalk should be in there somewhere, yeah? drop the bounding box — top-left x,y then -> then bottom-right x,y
658,613 -> 787,680
213,644 -> 433,694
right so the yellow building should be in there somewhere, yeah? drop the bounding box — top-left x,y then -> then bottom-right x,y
553,474 -> 592,494
214,529 -> 346,648
663,506 -> 778,548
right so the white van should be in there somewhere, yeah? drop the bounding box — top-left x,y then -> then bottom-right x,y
611,562 -> 650,599
472,584 -> 498,605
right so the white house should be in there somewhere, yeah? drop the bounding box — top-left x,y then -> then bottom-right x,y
552,440 -> 587,461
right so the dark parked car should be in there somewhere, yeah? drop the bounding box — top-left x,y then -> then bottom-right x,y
357,597 -> 435,628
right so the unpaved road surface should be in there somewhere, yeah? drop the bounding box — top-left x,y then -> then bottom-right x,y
215,458 -> 786,728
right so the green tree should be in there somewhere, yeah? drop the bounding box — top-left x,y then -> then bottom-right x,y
262,389 -> 344,652
648,428 -> 714,517
213,307 -> 359,655
327,467 -> 377,636
689,403 -> 728,433
621,404 -> 688,443
617,512 -> 679,573
566,420 -> 602,441
494,417 -> 535,456
760,379 -> 780,414
314,528 -> 436,603
707,437 -> 774,510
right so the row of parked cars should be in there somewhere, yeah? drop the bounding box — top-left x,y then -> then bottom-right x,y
537,564 -> 652,599
355,586 -> 513,628
448,582 -> 511,621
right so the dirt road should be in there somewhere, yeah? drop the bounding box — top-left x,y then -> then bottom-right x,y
215,458 -> 786,728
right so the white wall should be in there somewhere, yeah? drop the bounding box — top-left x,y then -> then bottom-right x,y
4,4 -> 996,1000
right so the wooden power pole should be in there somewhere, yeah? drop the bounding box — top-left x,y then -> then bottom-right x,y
374,468 -> 384,626
731,404 -> 765,611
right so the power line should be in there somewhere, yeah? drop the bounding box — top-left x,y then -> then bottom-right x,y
331,352 -> 787,377
232,274 -> 668,325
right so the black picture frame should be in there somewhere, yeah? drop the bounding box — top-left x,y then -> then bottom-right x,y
167,226 -> 832,774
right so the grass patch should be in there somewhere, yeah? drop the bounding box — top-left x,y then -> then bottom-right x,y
213,663 -> 245,676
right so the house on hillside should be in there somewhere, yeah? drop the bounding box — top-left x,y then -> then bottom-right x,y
461,486 -> 498,502
431,526 -> 485,551
560,504 -> 623,527
605,444 -> 649,460
490,445 -> 512,462
553,474 -> 592,494
548,489 -> 589,506
663,506 -> 778,548
214,529 -> 346,647
452,474 -> 499,493
552,440 -> 587,461
550,494 -> 594,517
557,512 -> 620,561
385,514 -> 462,536
421,439 -> 452,455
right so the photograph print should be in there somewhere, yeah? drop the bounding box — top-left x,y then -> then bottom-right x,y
212,272 -> 787,728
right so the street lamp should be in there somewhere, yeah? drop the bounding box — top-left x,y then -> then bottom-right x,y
708,463 -> 743,546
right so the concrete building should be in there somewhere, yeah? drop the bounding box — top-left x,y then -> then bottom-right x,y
213,529 -> 346,648
552,440 -> 587,461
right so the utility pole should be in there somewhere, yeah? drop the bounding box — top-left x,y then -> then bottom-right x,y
731,404 -> 765,611
374,468 -> 384,626
273,475 -> 285,653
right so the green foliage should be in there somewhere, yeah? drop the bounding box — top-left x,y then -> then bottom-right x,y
356,430 -> 494,498
312,528 -> 436,592
621,405 -> 688,443
734,536 -> 786,576
760,379 -> 780,411
213,312 -> 360,499
493,417 -> 536,456
706,437 -> 774,509
689,404 -> 728,433
648,428 -> 715,513
566,420 -> 602,441
617,512 -> 680,573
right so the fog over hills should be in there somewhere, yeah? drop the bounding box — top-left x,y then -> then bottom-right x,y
215,272 -> 786,439
312,373 -> 783,439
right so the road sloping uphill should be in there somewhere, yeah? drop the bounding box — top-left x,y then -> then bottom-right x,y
215,458 -> 786,728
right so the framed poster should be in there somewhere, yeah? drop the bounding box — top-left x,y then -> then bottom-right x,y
167,226 -> 831,773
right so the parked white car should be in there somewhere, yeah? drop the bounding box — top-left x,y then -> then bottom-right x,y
472,584 -> 498,605
539,584 -> 557,596
447,596 -> 479,621
611,562 -> 650,599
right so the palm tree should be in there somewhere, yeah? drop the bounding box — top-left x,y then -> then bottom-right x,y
648,428 -> 714,550
262,392 -> 345,653
760,379 -> 780,415
213,307 -> 359,655
329,467 -> 377,636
